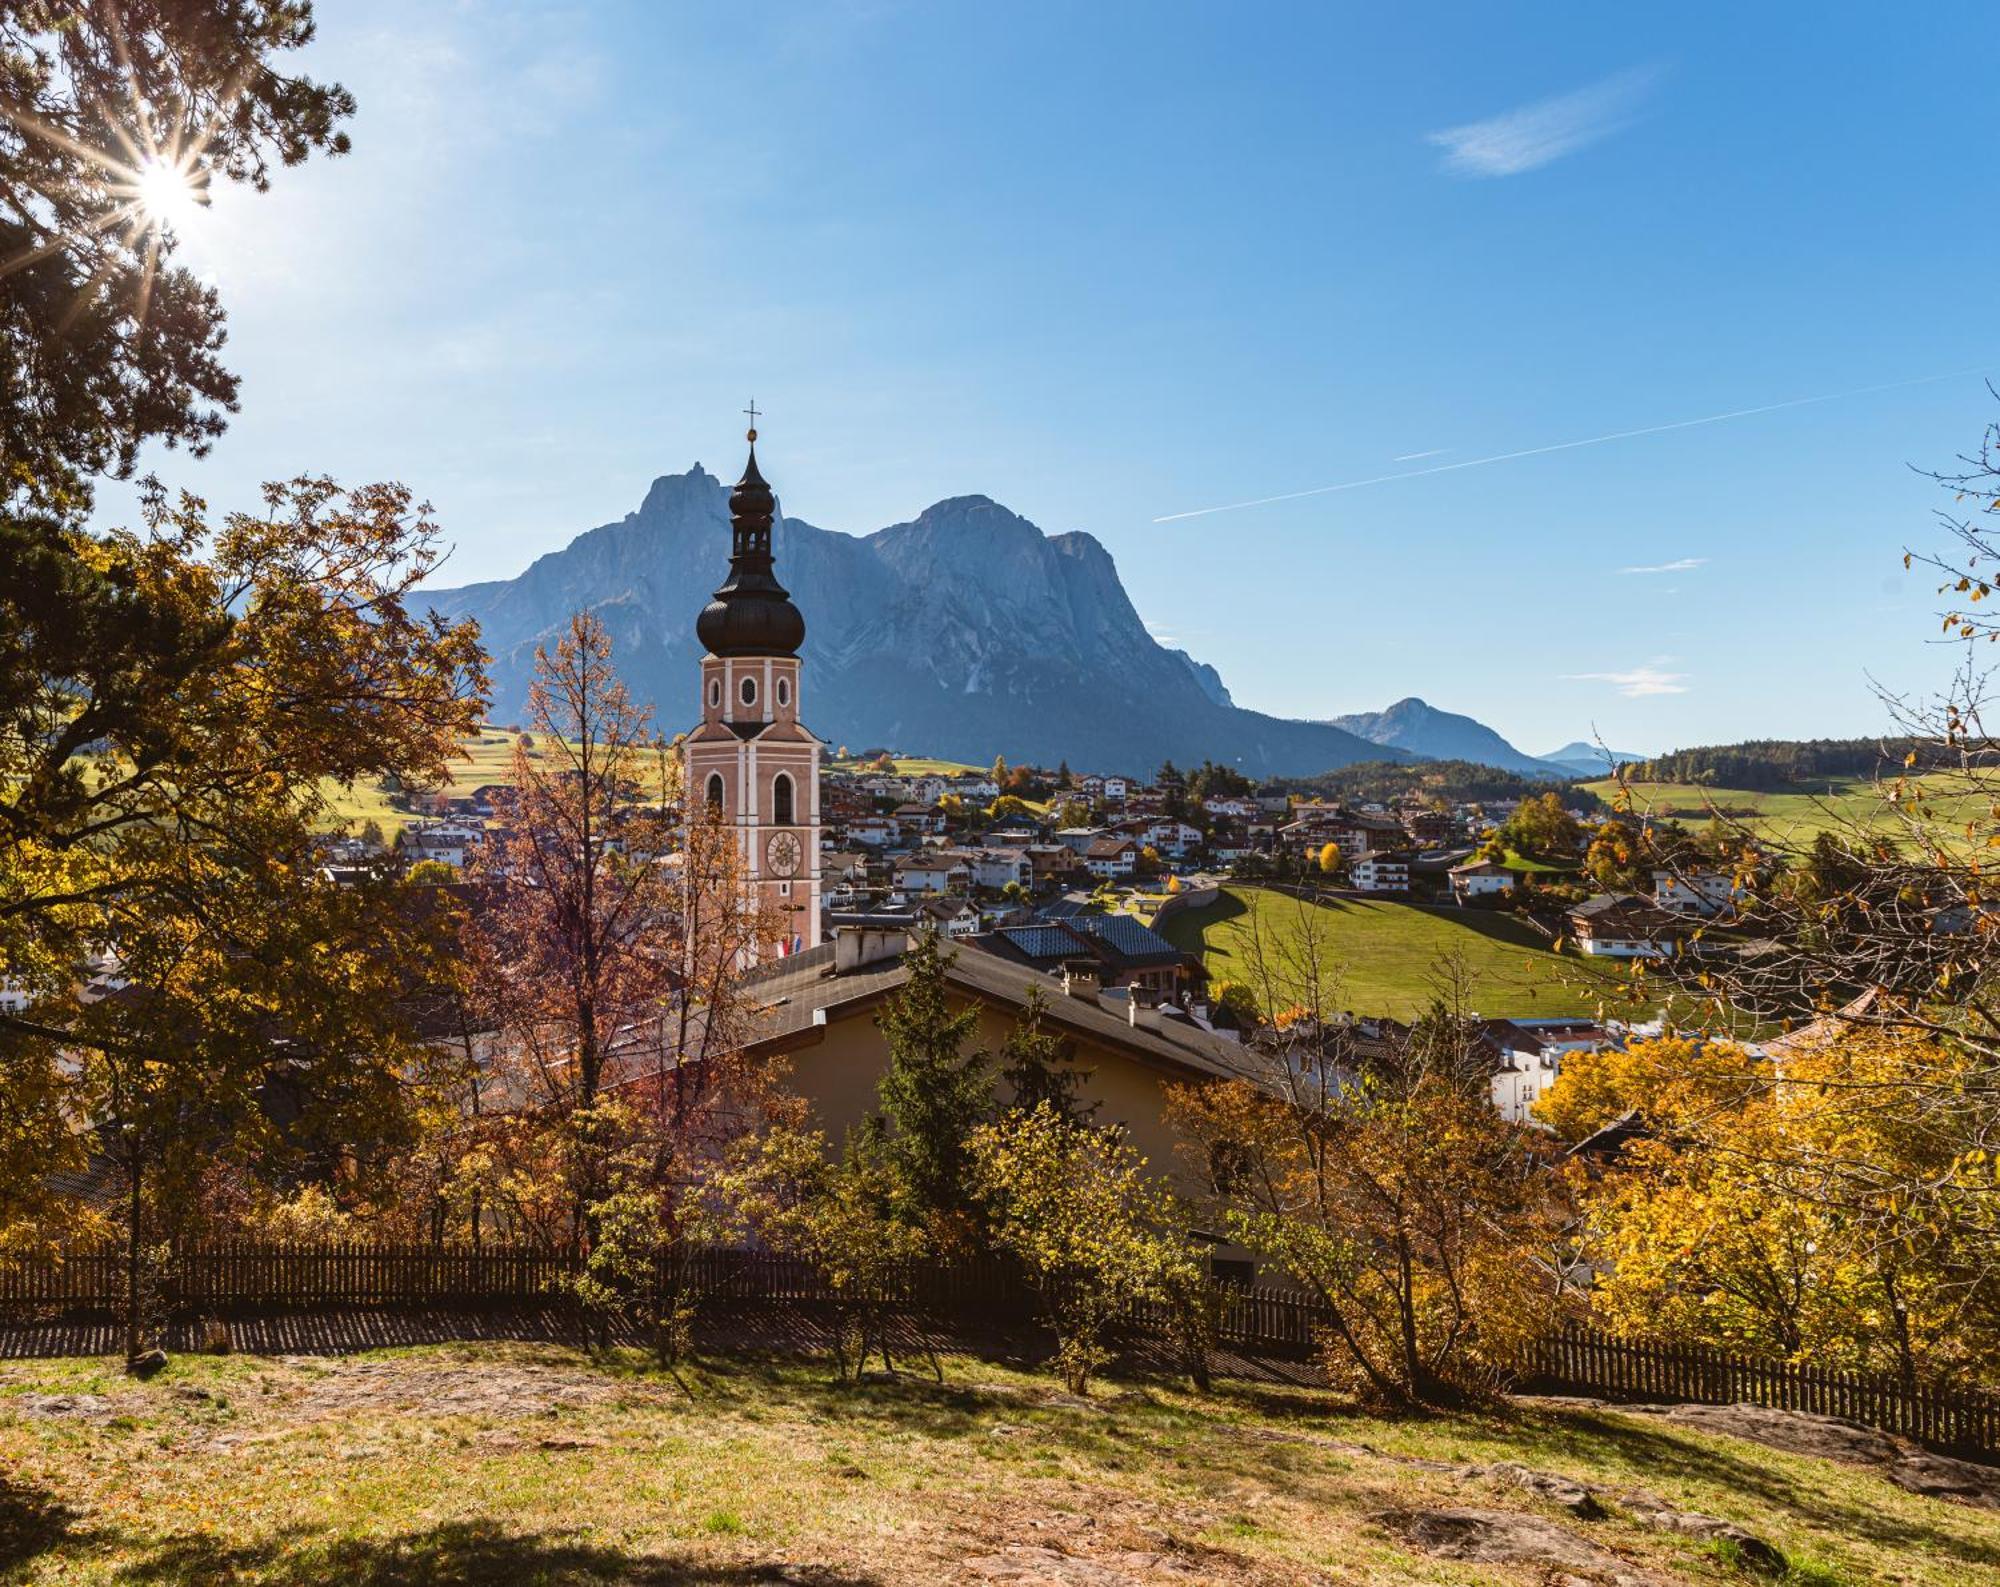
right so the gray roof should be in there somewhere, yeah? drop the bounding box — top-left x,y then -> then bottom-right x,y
993,922 -> 1089,961
735,939 -> 1246,1083
1068,913 -> 1184,967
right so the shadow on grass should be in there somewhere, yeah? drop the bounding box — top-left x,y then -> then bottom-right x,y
111,1518 -> 882,1585
1510,1404 -> 2000,1569
1157,887 -> 1247,955
0,1475 -> 80,1573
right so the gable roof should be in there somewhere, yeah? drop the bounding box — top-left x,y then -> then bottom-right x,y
1067,913 -> 1186,970
733,939 -> 1246,1083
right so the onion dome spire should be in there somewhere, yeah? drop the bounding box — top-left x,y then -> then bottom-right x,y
696,404 -> 806,657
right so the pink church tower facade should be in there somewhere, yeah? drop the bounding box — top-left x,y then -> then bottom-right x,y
682,420 -> 822,954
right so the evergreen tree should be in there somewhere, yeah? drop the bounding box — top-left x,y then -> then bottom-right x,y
998,987 -> 1095,1125
2,4 -> 355,513
873,930 -> 988,1222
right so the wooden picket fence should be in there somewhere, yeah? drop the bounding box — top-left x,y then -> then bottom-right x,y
1521,1325 -> 2000,1455
4,1242 -> 1995,1453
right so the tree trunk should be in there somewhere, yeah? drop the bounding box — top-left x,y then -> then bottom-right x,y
123,1149 -> 144,1368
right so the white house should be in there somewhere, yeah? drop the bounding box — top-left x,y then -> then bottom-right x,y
1084,837 -> 1138,879
893,856 -> 969,895
1349,852 -> 1411,894
970,848 -> 1032,891
402,817 -> 486,869
1135,819 -> 1203,857
1203,797 -> 1259,819
1448,859 -> 1516,902
1653,869 -> 1739,918
1567,895 -> 1684,957
1484,1019 -> 1611,1124
1056,826 -> 1106,854
916,896 -> 984,938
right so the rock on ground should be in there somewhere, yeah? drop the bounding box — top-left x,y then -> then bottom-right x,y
1528,1396 -> 2000,1510
1372,1506 -> 1660,1586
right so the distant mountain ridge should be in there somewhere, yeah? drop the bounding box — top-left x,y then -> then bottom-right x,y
424,465 -> 1400,777
1538,741 -> 1651,778
1328,697 -> 1564,778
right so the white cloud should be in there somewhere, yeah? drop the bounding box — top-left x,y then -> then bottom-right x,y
1427,67 -> 1660,177
1562,664 -> 1689,698
1619,556 -> 1707,575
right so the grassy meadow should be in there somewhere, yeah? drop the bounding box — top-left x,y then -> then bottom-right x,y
1579,774 -> 1991,848
317,731 -> 684,837
3,1341 -> 1989,1585
1159,885 -> 1645,1021
825,755 -> 985,776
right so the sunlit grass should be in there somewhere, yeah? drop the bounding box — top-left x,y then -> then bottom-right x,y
1159,883 -> 1646,1019
0,1341 -> 1987,1584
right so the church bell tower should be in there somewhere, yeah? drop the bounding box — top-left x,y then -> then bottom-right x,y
683,411 -> 822,954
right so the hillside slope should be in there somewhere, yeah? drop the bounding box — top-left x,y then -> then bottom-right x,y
3,1342 -> 1990,1584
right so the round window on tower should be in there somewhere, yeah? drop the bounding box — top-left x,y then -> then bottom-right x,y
707,678 -> 721,709
740,676 -> 758,708
776,676 -> 791,708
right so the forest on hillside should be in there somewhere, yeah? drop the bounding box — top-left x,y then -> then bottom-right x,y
1624,737 -> 1951,790
1274,759 -> 1606,809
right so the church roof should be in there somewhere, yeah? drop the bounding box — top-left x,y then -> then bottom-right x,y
695,438 -> 806,658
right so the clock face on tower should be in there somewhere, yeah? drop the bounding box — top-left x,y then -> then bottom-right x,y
766,830 -> 802,878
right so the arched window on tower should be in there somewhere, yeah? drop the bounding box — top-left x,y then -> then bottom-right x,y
772,772 -> 794,827
706,773 -> 725,816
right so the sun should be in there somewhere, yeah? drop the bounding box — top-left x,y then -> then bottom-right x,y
134,155 -> 201,231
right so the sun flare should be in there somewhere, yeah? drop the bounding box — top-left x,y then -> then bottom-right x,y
134,155 -> 201,231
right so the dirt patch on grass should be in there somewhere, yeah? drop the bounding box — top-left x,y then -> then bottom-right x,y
935,1490 -> 1324,1586
267,1354 -> 643,1421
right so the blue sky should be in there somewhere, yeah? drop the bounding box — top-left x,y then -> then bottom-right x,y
106,1 -> 1999,756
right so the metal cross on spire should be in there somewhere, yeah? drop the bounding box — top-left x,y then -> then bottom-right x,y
743,399 -> 760,443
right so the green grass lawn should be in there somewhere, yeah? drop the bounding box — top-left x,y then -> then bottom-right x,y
1580,775 -> 1988,847
826,755 -> 984,776
2,1341 -> 1988,1585
1160,884 -> 1645,1020
1499,847 -> 1577,875
317,731 -> 681,837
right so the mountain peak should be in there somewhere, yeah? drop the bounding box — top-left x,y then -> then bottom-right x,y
1330,698 -> 1558,778
637,463 -> 726,522
426,467 -> 1402,777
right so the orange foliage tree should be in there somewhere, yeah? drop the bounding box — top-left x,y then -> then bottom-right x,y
452,613 -> 778,1259
1167,942 -> 1572,1406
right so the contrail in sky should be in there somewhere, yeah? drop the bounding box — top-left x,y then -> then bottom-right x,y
1392,448 -> 1450,462
1152,366 -> 1987,524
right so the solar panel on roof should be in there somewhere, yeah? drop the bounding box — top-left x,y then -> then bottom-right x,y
1072,915 -> 1173,955
998,924 -> 1085,960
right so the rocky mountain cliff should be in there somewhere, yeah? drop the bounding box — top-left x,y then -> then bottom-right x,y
1329,697 -> 1562,778
425,466 -> 1397,777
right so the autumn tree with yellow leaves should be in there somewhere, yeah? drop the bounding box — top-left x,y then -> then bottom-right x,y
1541,1032 -> 2000,1389
968,1103 -> 1209,1396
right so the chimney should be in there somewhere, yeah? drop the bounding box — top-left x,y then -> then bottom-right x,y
1060,959 -> 1103,1001
1120,983 -> 1168,1031
835,924 -> 908,975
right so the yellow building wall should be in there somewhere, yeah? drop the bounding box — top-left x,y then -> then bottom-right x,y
771,993 -> 1206,1189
